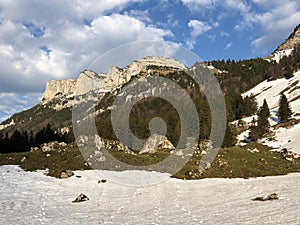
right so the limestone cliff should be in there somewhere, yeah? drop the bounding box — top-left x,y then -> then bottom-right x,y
41,56 -> 187,105
42,79 -> 76,103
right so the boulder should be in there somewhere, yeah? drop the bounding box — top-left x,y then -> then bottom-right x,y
60,170 -> 74,179
139,134 -> 175,154
252,193 -> 279,201
72,193 -> 89,203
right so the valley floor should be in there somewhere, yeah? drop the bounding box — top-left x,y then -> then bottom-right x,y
1,165 -> 299,224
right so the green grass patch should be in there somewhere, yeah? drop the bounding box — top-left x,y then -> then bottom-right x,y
1,142 -> 299,180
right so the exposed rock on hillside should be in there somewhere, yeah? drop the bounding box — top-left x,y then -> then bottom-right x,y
75,70 -> 107,96
275,24 -> 300,52
268,24 -> 300,63
42,79 -> 76,103
41,56 -> 187,105
139,134 -> 175,154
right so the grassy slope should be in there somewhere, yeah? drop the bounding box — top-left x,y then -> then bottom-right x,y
0,142 -> 299,179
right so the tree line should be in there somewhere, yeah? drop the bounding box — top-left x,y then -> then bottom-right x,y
0,123 -> 74,153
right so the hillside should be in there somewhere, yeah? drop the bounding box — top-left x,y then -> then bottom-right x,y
238,71 -> 300,154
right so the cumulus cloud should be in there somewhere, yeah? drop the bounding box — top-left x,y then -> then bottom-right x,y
0,93 -> 41,122
0,0 -> 175,121
251,0 -> 300,54
187,20 -> 212,49
181,0 -> 300,54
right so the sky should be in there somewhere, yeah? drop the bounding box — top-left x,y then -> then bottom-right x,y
0,0 -> 300,122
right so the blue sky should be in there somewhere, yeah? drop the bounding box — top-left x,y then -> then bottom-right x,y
0,0 -> 300,122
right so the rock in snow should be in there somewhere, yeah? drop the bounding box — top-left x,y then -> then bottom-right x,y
72,193 -> 89,203
252,193 -> 279,202
60,170 -> 74,179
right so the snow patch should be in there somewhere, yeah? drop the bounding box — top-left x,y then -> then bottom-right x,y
1,165 -> 300,224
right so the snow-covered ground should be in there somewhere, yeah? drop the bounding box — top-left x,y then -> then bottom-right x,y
237,71 -> 300,152
1,165 -> 299,225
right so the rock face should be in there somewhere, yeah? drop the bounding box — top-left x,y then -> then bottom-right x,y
75,70 -> 107,96
139,134 -> 175,154
42,79 -> 76,103
41,56 -> 187,104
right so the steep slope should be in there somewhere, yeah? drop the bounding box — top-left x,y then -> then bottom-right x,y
267,24 -> 300,63
239,71 -> 300,153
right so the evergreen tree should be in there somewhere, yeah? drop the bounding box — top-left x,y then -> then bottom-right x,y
278,93 -> 292,122
243,96 -> 257,116
222,124 -> 237,147
249,99 -> 270,141
257,99 -> 270,135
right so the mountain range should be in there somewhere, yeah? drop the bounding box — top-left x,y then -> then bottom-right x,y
0,24 -> 300,158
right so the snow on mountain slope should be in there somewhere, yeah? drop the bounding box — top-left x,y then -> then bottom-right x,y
1,165 -> 300,225
239,71 -> 300,153
267,49 -> 294,63
243,71 -> 300,115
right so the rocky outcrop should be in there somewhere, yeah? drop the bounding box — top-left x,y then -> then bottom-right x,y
42,79 -> 76,103
41,56 -> 187,105
0,119 -> 15,131
139,134 -> 175,154
75,70 -> 107,96
104,56 -> 186,89
275,24 -> 300,52
40,141 -> 68,153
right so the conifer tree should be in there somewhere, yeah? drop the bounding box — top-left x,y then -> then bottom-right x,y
222,124 -> 237,147
249,99 -> 270,141
278,93 -> 292,122
257,99 -> 270,135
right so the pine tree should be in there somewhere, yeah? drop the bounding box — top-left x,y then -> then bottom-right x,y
243,96 -> 257,116
222,124 -> 237,147
257,99 -> 270,135
249,99 -> 270,141
278,93 -> 292,122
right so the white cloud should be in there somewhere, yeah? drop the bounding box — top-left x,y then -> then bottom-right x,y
187,20 -> 212,49
0,0 -> 177,122
0,93 -> 41,122
220,31 -> 230,37
181,0 -> 300,54
224,42 -> 233,50
251,0 -> 300,54
181,0 -> 216,12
